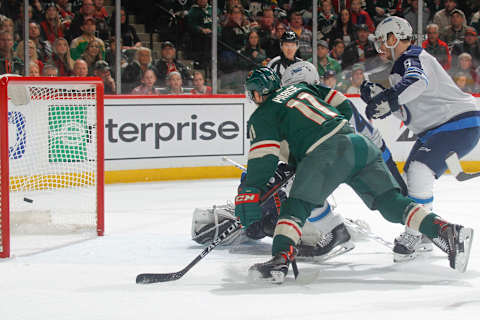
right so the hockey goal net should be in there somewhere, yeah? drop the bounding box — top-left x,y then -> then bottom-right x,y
0,76 -> 104,258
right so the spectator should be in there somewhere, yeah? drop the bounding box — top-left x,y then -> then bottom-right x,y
366,0 -> 397,25
47,37 -> 74,76
318,0 -> 337,43
0,17 -> 15,42
72,58 -> 89,77
330,8 -> 356,47
450,52 -> 476,88
220,5 -> 251,74
28,61 -> 40,76
422,23 -> 451,70
265,22 -> 287,59
350,0 -> 375,33
39,2 -> 65,45
110,8 -> 141,49
155,41 -> 191,87
29,22 -> 52,63
257,8 -> 276,59
93,0 -> 109,21
42,63 -> 59,76
346,62 -> 365,94
13,4 -> 33,44
15,40 -> 44,74
323,69 -> 337,89
308,39 -> 341,79
331,0 -> 351,14
288,11 -> 312,59
330,38 -> 345,65
123,47 -> 159,93
56,0 -> 75,25
190,70 -> 212,94
104,35 -> 127,71
451,27 -> 480,69
70,17 -> 105,60
66,0 -> 96,42
427,0 -> 444,21
239,30 -> 267,71
453,71 -> 470,92
80,39 -> 103,75
440,9 -> 466,47
403,0 -> 431,34
131,69 -> 157,95
94,60 -> 116,94
31,0 -> 45,22
433,0 -> 466,32
161,71 -> 189,94
186,0 -> 212,68
341,24 -> 378,71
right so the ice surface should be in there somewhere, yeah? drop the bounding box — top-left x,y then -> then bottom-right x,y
1,176 -> 479,319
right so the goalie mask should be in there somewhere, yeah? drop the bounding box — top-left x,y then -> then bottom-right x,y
373,16 -> 413,60
282,61 -> 320,86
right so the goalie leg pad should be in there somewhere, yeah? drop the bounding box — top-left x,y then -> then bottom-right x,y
191,205 -> 241,245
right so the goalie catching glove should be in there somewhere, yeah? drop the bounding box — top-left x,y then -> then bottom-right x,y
360,80 -> 400,120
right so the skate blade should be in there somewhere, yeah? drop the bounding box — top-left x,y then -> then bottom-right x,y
415,243 -> 434,252
247,269 -> 286,284
454,228 -> 474,273
311,241 -> 355,263
393,251 -> 417,263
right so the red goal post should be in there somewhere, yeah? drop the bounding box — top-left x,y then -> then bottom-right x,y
0,76 -> 104,258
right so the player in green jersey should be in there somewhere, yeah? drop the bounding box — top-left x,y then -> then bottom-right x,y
236,66 -> 474,284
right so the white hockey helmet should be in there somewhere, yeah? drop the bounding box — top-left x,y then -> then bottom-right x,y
373,16 -> 413,54
282,61 -> 320,86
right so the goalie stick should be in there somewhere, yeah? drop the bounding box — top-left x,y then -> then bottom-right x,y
136,164 -> 296,284
445,151 -> 480,181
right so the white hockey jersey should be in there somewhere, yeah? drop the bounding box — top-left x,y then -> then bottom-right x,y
389,46 -> 479,135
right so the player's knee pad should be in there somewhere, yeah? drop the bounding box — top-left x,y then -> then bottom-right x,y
406,161 -> 435,211
374,189 -> 412,224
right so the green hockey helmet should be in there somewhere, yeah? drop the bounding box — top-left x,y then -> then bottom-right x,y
245,67 -> 281,100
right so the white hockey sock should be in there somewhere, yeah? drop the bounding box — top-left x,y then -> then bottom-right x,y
301,200 -> 343,246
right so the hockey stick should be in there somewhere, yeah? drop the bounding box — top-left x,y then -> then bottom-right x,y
222,156 -> 247,171
136,166 -> 296,284
344,218 -> 394,249
445,151 -> 480,181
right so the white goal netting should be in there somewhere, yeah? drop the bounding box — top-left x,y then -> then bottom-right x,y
1,80 -> 103,257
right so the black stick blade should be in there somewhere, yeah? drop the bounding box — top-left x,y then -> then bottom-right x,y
136,272 -> 185,284
457,172 -> 480,181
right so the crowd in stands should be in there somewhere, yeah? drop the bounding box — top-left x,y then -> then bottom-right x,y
2,0 -> 480,95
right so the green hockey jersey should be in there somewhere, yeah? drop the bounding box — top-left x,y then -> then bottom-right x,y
246,82 -> 353,189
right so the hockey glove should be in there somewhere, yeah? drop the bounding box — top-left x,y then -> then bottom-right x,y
360,80 -> 385,104
365,88 -> 400,120
235,186 -> 262,228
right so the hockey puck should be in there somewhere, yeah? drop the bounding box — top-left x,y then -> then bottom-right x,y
23,197 -> 33,203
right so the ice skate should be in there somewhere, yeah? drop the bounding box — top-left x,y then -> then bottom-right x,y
297,223 -> 354,261
393,228 -> 433,263
430,224 -> 474,273
248,246 -> 298,284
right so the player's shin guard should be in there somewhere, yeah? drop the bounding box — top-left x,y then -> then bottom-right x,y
393,161 -> 435,262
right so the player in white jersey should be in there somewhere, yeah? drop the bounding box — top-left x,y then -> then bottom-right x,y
361,16 -> 480,262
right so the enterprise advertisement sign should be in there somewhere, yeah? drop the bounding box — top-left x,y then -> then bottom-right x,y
105,100 -> 245,160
